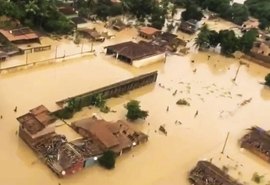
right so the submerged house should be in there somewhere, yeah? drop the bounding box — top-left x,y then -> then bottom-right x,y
240,126 -> 270,163
189,161 -> 243,185
71,117 -> 148,155
179,19 -> 198,34
18,107 -> 148,177
139,27 -> 161,40
112,19 -> 127,31
0,51 -> 7,61
33,134 -> 84,177
151,32 -> 186,52
17,106 -> 84,177
250,41 -> 270,63
78,28 -> 105,42
17,105 -> 57,146
104,41 -> 165,67
241,18 -> 259,32
70,138 -> 104,168
0,27 -> 40,44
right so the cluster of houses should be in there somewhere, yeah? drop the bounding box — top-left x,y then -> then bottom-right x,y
17,105 -> 148,177
0,27 -> 43,61
104,26 -> 187,67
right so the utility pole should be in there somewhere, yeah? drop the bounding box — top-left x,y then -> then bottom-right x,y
232,61 -> 245,82
90,42 -> 93,52
81,42 -> 84,54
55,46 -> 58,59
221,132 -> 230,154
25,52 -> 29,64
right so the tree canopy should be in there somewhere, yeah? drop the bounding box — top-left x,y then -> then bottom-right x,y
125,100 -> 148,121
98,150 -> 116,169
195,25 -> 258,56
77,0 -> 123,20
265,73 -> 270,87
121,0 -> 156,19
181,4 -> 203,21
0,0 -> 73,34
245,0 -> 270,30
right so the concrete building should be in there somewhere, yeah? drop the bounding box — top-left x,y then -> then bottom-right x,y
17,105 -> 57,145
105,41 -> 165,67
78,28 -> 105,42
139,27 -> 161,40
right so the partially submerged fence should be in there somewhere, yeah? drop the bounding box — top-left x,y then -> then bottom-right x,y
54,71 -> 158,117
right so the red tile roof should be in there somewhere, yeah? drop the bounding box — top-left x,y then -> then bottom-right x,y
139,27 -> 160,35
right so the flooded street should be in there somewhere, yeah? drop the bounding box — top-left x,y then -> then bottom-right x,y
1,21 -> 270,185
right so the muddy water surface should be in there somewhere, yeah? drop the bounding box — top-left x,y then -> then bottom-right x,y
0,22 -> 270,185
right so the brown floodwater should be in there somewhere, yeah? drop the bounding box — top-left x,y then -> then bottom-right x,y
0,21 -> 270,185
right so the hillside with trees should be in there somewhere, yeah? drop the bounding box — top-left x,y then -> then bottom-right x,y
0,0 -> 73,34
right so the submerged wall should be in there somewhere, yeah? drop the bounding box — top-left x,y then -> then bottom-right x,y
54,71 -> 158,116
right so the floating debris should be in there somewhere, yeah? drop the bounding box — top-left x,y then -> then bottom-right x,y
194,110 -> 199,118
159,125 -> 167,136
172,90 -> 177,96
166,106 -> 169,112
176,99 -> 190,106
236,94 -> 243,97
239,98 -> 252,107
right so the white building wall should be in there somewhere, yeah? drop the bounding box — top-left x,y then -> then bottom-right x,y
132,53 -> 166,68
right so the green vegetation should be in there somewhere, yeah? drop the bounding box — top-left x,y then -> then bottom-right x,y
245,0 -> 270,30
175,0 -> 249,25
125,100 -> 148,121
90,94 -> 110,113
122,0 -> 156,19
150,5 -> 166,29
181,4 -> 203,21
265,73 -> 270,87
0,0 -> 73,34
195,25 -> 258,56
252,172 -> 264,184
77,0 -> 123,20
98,150 -> 116,169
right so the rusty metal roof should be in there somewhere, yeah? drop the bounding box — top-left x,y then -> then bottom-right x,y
0,27 -> 39,42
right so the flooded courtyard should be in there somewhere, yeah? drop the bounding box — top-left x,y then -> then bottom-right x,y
0,20 -> 270,185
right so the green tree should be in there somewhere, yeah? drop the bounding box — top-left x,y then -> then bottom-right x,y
245,0 -> 270,30
219,30 -> 240,56
239,28 -> 258,53
221,3 -> 249,25
121,0 -> 155,19
181,4 -> 203,21
98,150 -> 116,169
125,100 -> 148,121
150,6 -> 166,29
265,73 -> 270,87
194,25 -> 211,49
